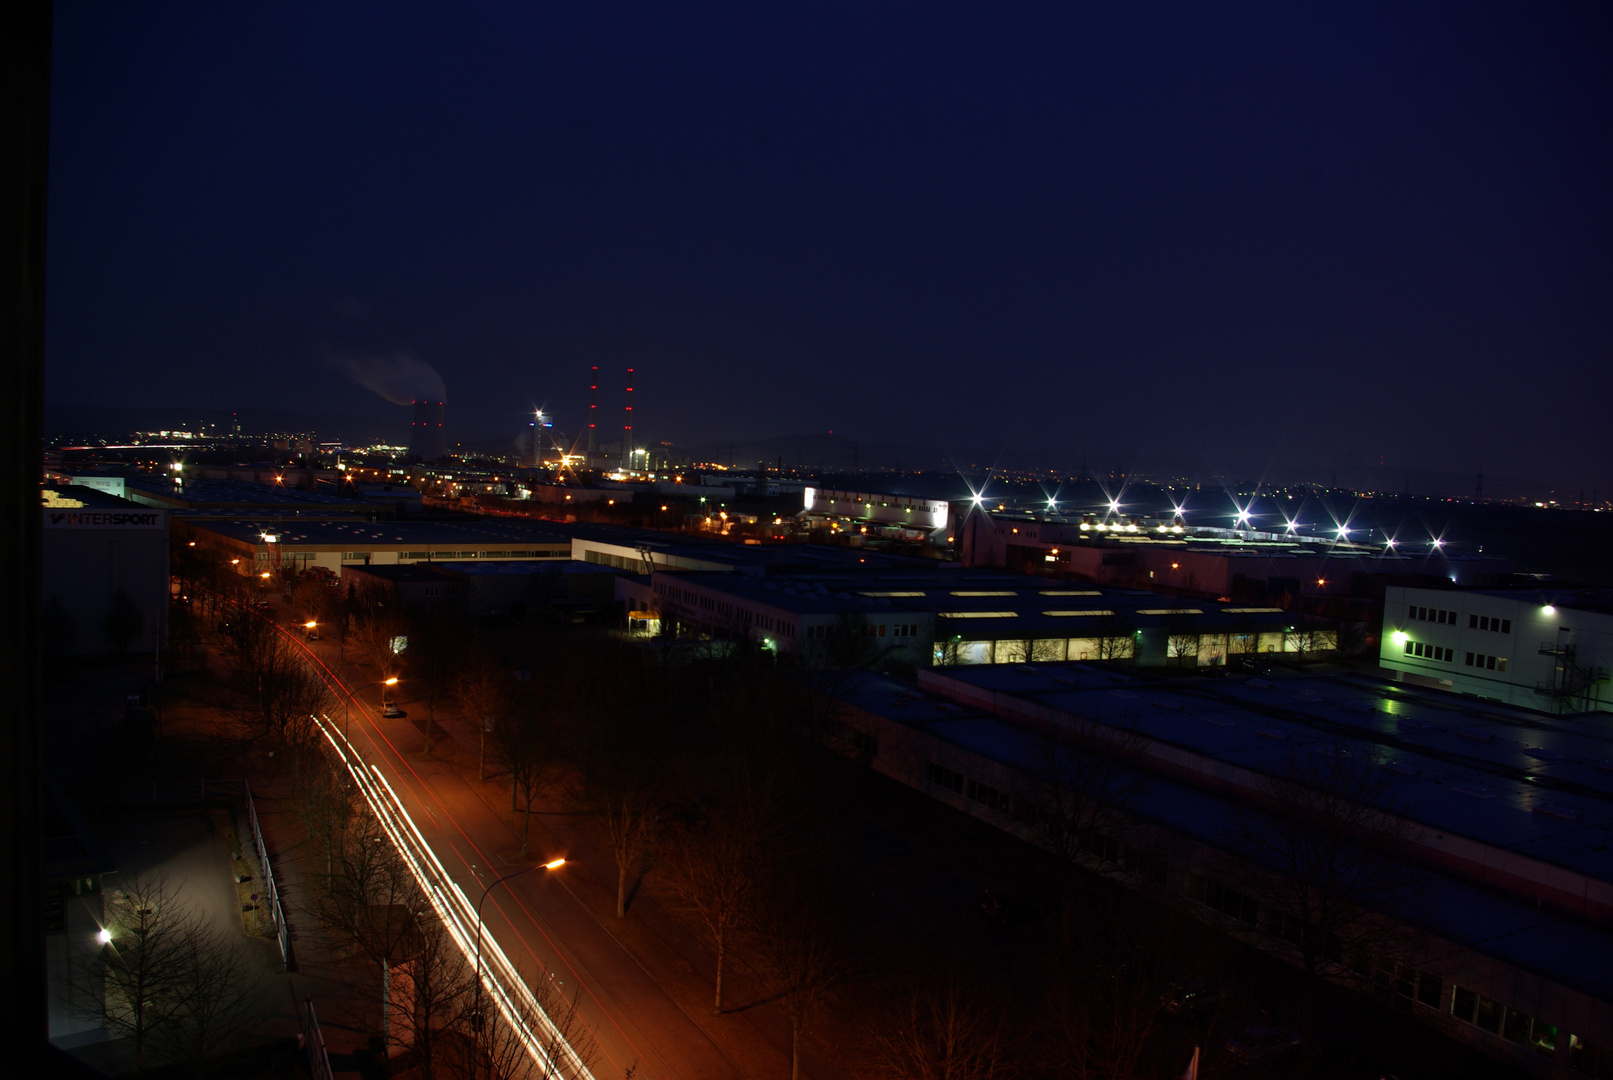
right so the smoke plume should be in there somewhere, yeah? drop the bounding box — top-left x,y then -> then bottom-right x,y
327,349 -> 447,405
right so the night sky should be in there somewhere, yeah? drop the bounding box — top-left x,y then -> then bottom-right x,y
43,3 -> 1613,488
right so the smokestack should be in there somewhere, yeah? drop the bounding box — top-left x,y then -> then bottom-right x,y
622,367 -> 634,470
410,399 -> 447,461
587,366 -> 598,455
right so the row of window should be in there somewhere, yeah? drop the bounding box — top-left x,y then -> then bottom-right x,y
1405,606 -> 1513,635
1404,641 -> 1454,662
1467,652 -> 1509,672
804,622 -> 917,640
1449,984 -> 1559,1059
918,744 -> 1601,1074
919,752 -> 1607,1071
922,762 -> 1168,881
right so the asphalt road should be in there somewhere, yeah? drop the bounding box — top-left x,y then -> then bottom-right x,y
286,625 -> 758,1080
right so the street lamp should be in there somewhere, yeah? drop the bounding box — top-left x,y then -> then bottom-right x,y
342,676 -> 399,739
472,859 -> 566,1077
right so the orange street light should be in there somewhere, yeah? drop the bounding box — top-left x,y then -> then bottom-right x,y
304,620 -> 317,628
475,858 -> 568,1029
260,571 -> 271,579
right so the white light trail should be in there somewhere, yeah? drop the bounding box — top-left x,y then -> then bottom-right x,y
313,712 -> 596,1079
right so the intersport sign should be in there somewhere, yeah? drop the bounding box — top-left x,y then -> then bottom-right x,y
44,510 -> 165,529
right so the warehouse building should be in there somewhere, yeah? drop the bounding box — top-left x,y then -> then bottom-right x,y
958,507 -> 1512,601
628,567 -> 1305,669
182,518 -> 571,575
41,485 -> 169,657
1380,585 -> 1613,713
827,664 -> 1613,1078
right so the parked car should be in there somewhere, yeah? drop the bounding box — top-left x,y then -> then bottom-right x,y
381,705 -> 407,719
1225,1025 -> 1302,1065
1160,980 -> 1224,1017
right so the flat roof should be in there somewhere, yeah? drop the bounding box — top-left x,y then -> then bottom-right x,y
924,665 -> 1613,888
1397,584 -> 1613,618
836,669 -> 1613,1002
186,518 -> 571,549
126,476 -> 374,509
43,484 -> 150,510
656,568 -> 1295,629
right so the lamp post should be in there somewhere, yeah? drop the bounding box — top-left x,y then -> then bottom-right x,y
472,858 -> 566,1077
343,676 -> 399,739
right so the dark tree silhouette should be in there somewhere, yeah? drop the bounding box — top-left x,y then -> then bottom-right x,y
103,588 -> 145,654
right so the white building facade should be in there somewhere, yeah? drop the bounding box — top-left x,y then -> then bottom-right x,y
1380,586 -> 1613,713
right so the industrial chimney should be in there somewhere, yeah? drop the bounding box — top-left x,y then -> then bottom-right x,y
410,399 -> 448,461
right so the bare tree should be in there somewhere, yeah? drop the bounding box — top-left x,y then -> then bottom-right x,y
351,604 -> 410,681
864,972 -> 1023,1080
151,920 -> 267,1079
76,873 -> 260,1078
1039,889 -> 1221,1080
299,761 -> 360,887
407,608 -> 468,755
1222,744 -> 1418,1035
1092,615 -> 1136,662
104,588 -> 146,654
744,865 -> 850,1080
1014,717 -> 1151,945
469,965 -> 603,1080
397,921 -> 475,1080
455,649 -> 511,780
1164,612 -> 1201,668
314,804 -> 423,1053
571,656 -> 667,918
492,690 -> 563,859
666,669 -> 823,1013
1230,615 -> 1261,661
233,633 -> 334,751
665,816 -> 754,1014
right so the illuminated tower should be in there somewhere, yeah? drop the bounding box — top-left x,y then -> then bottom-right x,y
410,400 -> 447,460
587,366 -> 598,456
621,367 -> 634,470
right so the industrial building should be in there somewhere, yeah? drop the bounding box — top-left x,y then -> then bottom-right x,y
182,518 -> 571,575
340,559 -> 618,621
41,485 -> 169,657
827,663 -> 1613,1078
1380,585 -> 1613,713
625,567 -> 1307,669
957,507 -> 1513,602
123,476 -> 387,517
801,486 -> 950,541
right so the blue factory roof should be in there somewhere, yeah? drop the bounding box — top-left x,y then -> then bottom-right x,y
834,669 -> 1613,1002
126,476 -> 375,509
923,666 -> 1613,888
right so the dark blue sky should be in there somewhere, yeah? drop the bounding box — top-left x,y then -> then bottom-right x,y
44,3 -> 1613,488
